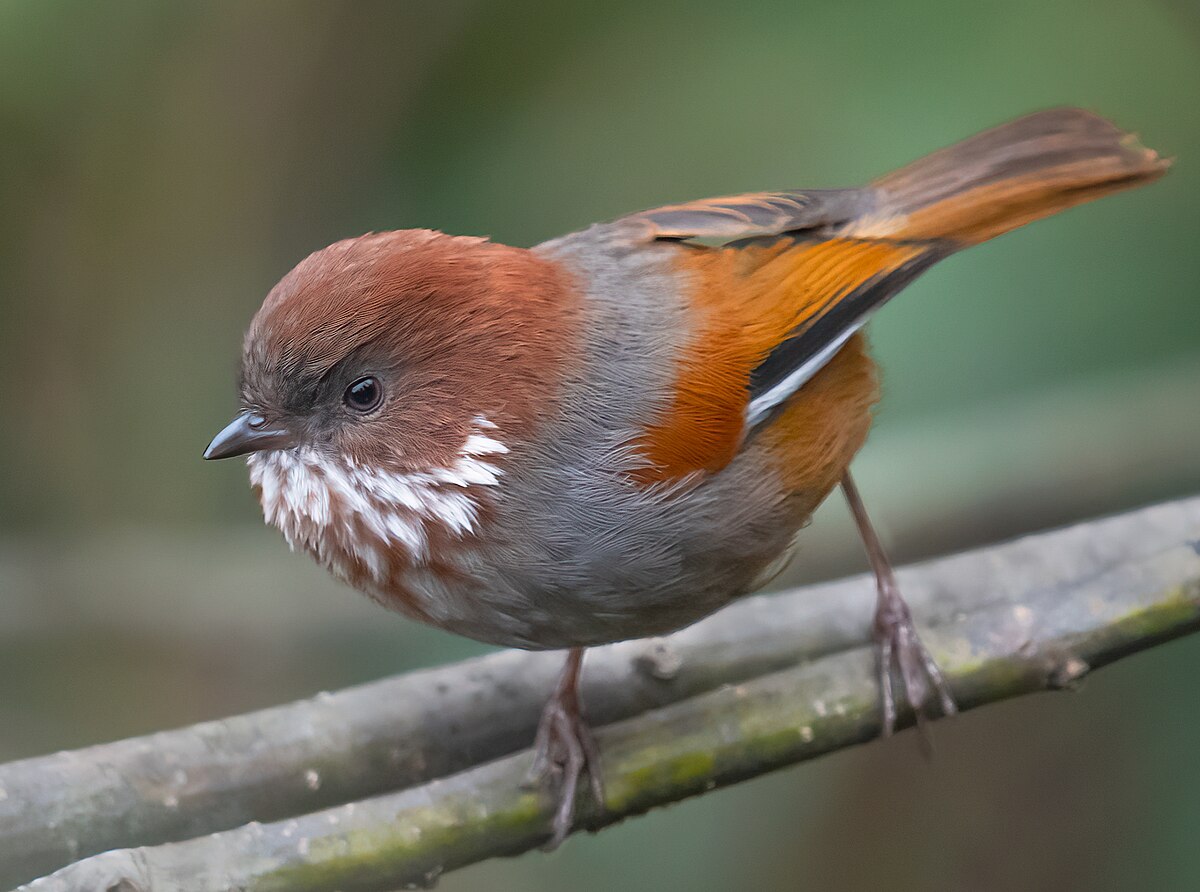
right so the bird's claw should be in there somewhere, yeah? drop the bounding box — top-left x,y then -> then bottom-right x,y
873,578 -> 957,747
524,684 -> 604,850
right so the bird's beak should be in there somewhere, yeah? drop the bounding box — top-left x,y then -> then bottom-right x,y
203,411 -> 297,460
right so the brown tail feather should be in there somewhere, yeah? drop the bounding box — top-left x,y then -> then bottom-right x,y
858,108 -> 1169,245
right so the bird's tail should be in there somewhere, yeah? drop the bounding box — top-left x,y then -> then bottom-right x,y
854,107 -> 1169,245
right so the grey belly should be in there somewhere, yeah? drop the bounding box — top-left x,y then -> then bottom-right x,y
412,456 -> 808,650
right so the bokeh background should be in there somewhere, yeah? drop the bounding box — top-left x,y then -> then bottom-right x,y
2,1 -> 1199,889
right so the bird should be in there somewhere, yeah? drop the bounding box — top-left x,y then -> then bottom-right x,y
204,108 -> 1167,848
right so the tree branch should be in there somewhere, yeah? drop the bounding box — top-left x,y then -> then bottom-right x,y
8,497 -> 1200,891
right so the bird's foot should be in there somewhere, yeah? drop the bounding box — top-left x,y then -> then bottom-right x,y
873,576 -> 957,745
524,651 -> 604,850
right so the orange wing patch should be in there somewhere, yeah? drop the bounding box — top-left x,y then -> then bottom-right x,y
632,237 -> 925,483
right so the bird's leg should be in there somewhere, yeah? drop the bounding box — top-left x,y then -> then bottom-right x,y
842,471 -> 957,739
525,646 -> 604,849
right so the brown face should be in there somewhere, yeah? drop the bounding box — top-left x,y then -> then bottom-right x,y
205,229 -> 578,473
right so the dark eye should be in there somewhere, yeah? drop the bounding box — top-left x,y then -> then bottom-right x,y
343,376 -> 382,413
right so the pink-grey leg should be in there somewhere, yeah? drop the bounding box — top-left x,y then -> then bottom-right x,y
526,646 -> 604,849
842,471 -> 957,738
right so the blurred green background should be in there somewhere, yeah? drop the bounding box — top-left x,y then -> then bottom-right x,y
2,1 -> 1199,889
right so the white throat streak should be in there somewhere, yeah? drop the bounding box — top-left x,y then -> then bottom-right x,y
247,417 -> 508,585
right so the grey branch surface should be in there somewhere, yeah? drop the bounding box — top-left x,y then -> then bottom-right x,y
7,497 -> 1200,892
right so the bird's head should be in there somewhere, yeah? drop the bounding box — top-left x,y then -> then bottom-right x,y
204,229 -> 576,583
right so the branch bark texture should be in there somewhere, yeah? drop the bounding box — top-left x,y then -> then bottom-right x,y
7,497 -> 1200,891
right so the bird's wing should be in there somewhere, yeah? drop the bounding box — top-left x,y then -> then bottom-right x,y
613,108 -> 1165,485
621,231 -> 945,483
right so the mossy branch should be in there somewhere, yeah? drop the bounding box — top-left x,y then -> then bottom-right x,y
8,497 -> 1200,891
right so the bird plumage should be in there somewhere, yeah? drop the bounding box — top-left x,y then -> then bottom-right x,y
220,107 -> 1167,650
205,107 -> 1168,847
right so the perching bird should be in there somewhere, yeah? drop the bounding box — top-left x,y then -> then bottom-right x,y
204,108 -> 1166,847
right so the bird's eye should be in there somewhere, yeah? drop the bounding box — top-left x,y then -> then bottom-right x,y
343,376 -> 382,413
